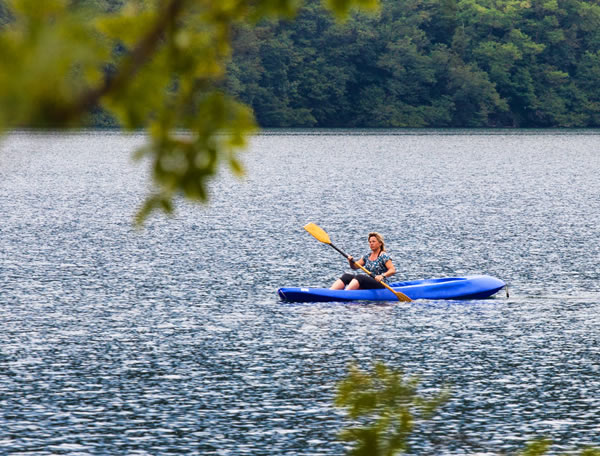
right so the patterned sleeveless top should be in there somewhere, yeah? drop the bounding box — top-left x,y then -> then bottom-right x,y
361,252 -> 392,283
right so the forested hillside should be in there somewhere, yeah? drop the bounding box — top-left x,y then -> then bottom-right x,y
227,0 -> 600,127
2,0 -> 600,128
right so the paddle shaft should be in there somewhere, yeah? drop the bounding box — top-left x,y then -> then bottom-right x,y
327,242 -> 411,301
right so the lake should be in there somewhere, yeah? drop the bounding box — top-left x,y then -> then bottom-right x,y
1,130 -> 599,455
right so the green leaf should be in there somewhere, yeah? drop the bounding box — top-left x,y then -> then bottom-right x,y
325,0 -> 379,19
335,362 -> 449,456
519,439 -> 552,456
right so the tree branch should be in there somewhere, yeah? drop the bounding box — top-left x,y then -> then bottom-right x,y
63,0 -> 187,124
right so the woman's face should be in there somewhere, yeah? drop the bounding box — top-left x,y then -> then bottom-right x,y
368,236 -> 381,251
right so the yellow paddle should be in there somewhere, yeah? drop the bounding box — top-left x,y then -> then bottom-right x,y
303,223 -> 412,302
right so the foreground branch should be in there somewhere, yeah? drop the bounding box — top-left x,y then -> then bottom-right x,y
63,0 -> 186,124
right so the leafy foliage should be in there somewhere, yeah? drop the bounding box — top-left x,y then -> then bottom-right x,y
227,0 -> 600,128
335,362 -> 450,455
335,362 -> 600,456
517,439 -> 600,456
0,0 -> 378,223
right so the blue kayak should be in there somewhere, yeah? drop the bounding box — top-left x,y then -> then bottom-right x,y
278,275 -> 506,303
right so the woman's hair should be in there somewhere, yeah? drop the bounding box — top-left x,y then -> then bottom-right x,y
368,232 -> 386,252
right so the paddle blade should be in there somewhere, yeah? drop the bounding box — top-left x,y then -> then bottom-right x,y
391,288 -> 412,302
304,223 -> 331,244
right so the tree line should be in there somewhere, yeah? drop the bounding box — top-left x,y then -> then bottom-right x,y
226,0 -> 600,128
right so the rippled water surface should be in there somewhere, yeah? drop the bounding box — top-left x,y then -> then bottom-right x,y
1,130 -> 599,455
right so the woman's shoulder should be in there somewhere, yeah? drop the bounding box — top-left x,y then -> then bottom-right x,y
381,251 -> 392,261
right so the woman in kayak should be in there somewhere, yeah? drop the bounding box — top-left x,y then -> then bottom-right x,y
329,232 -> 396,290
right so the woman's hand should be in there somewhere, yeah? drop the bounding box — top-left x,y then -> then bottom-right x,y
348,256 -> 363,270
376,274 -> 385,282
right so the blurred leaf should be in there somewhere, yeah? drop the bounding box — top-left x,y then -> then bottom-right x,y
580,449 -> 600,456
325,0 -> 378,19
96,9 -> 156,48
519,439 -> 552,456
335,362 -> 450,456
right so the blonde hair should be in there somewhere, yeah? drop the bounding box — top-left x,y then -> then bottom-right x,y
368,232 -> 386,252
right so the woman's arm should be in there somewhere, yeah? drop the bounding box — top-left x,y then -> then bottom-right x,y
348,256 -> 364,270
377,259 -> 396,281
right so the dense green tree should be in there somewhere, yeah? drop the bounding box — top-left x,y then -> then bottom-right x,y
225,0 -> 600,128
575,50 -> 600,124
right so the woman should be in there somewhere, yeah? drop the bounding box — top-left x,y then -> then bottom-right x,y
330,232 -> 396,290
